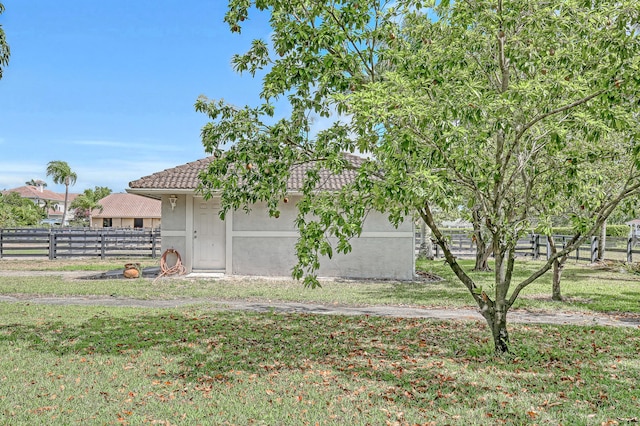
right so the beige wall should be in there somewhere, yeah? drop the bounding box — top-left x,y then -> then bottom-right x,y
160,194 -> 189,270
155,193 -> 414,280
230,197 -> 414,279
91,217 -> 161,228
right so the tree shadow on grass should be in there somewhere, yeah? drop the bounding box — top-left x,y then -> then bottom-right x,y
5,308 -> 640,422
0,310 -> 486,387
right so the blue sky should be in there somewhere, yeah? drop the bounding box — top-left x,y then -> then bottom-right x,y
0,1 -> 274,193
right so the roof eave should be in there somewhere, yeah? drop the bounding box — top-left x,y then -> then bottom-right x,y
126,188 -> 195,200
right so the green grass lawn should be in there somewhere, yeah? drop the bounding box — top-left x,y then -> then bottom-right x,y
1,257 -> 638,314
0,258 -> 639,423
0,303 -> 638,425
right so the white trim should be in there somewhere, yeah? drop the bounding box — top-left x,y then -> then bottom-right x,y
162,230 -> 186,237
232,231 -> 298,238
225,211 -> 233,274
186,194 -> 194,272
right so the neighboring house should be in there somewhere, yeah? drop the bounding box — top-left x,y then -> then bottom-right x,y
91,193 -> 161,229
1,185 -> 78,223
627,219 -> 640,238
128,154 -> 415,279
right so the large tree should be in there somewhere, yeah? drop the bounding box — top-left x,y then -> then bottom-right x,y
46,161 -> 77,226
70,186 -> 112,225
0,192 -> 44,227
0,3 -> 9,79
532,131 -> 637,300
198,0 -> 640,353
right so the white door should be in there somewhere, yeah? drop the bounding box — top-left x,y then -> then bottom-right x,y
193,198 -> 226,270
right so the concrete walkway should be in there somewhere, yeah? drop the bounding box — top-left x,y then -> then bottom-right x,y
1,294 -> 639,328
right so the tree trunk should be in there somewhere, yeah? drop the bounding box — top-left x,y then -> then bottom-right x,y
419,221 -> 434,260
61,183 -> 69,226
547,235 -> 567,301
481,247 -> 512,354
487,310 -> 510,353
472,208 -> 492,271
552,258 -> 563,301
597,219 -> 607,261
474,244 -> 493,271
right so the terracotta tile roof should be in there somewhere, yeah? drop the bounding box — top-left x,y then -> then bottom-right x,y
92,193 -> 161,218
128,153 -> 366,192
2,185 -> 66,202
129,157 -> 214,190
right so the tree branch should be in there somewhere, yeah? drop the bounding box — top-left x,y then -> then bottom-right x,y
508,179 -> 640,306
326,8 -> 376,81
515,89 -> 607,142
419,202 -> 486,309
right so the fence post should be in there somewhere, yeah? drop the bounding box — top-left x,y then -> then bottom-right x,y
533,234 -> 540,259
49,229 -> 55,260
151,229 -> 158,258
100,230 -> 106,259
0,229 -> 3,259
628,238 -> 633,263
591,236 -> 598,263
546,236 -> 551,260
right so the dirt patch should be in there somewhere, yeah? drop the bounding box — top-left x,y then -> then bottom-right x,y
0,258 -> 158,271
0,294 -> 638,327
415,270 -> 443,281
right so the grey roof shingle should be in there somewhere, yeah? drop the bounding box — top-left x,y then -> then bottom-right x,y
128,153 -> 365,191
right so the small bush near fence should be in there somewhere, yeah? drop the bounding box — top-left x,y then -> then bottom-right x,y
550,225 -> 630,237
0,228 -> 161,259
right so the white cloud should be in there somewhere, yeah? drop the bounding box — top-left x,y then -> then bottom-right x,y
0,161 -> 47,190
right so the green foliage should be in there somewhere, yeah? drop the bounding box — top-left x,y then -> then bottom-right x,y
25,178 -> 46,188
0,3 -> 9,80
0,192 -> 45,227
46,160 -> 77,187
46,160 -> 77,225
550,224 -> 631,237
70,186 -> 112,223
202,0 -> 640,351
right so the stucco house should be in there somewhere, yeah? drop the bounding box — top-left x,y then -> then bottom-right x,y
128,154 -> 415,279
627,219 -> 640,239
90,193 -> 161,229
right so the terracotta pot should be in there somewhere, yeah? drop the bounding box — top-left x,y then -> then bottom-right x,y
123,263 -> 141,279
123,268 -> 139,279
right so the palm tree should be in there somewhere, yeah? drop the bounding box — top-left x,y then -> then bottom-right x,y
46,161 -> 77,226
25,178 -> 47,188
70,186 -> 111,226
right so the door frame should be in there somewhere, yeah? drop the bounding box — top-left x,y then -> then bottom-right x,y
188,195 -> 233,273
